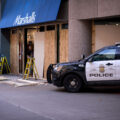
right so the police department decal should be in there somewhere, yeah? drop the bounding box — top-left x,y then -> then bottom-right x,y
89,64 -> 113,77
99,64 -> 105,73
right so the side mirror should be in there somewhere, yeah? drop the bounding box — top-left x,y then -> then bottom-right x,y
88,57 -> 93,62
81,54 -> 85,59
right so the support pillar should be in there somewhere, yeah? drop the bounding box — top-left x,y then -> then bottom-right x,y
68,19 -> 92,61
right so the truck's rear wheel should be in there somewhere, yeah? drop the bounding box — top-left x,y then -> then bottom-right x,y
63,74 -> 82,92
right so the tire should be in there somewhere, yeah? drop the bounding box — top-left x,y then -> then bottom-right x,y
47,64 -> 53,83
63,74 -> 82,92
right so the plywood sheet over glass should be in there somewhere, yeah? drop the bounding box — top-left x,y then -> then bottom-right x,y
94,25 -> 120,51
34,32 -> 45,79
44,30 -> 57,78
10,30 -> 19,74
59,28 -> 68,62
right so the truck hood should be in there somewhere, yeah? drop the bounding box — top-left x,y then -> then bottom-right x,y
56,59 -> 85,66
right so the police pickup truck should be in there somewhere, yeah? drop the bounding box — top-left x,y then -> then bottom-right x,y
47,43 -> 120,92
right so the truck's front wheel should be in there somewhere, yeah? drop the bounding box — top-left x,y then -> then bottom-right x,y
63,74 -> 83,92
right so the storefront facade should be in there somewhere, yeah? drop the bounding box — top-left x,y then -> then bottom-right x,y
0,0 -> 120,78
0,0 -> 68,78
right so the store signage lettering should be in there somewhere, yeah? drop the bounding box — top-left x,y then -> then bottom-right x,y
13,12 -> 36,26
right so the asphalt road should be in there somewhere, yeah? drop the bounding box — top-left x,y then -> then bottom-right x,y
0,83 -> 120,120
0,99 -> 51,120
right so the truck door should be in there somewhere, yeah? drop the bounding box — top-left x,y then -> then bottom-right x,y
116,47 -> 120,80
86,48 -> 117,81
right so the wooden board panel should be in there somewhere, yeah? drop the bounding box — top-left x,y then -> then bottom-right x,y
18,29 -> 25,74
95,25 -> 120,50
34,32 -> 45,79
10,30 -> 19,74
44,30 -> 57,78
59,28 -> 68,62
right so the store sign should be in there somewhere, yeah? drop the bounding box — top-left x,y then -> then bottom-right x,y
13,12 -> 36,26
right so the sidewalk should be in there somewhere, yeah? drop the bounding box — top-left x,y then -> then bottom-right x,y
0,74 -> 47,87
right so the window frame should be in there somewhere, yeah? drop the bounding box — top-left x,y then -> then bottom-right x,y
116,47 -> 120,60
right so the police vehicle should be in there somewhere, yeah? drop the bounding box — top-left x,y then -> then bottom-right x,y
47,43 -> 120,92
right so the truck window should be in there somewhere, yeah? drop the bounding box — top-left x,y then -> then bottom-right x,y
92,48 -> 116,61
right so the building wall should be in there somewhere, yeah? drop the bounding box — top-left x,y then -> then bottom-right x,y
0,0 -> 10,64
98,0 -> 120,17
69,20 -> 92,61
68,0 -> 120,61
57,0 -> 68,20
69,0 -> 98,20
69,0 -> 120,20
1,29 -> 10,64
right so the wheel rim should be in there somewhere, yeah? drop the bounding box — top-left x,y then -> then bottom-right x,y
68,77 -> 79,89
64,74 -> 82,92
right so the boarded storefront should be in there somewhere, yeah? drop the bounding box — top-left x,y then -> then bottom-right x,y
0,0 -> 68,78
10,23 -> 68,78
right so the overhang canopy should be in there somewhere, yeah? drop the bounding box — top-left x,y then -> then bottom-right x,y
0,0 -> 61,28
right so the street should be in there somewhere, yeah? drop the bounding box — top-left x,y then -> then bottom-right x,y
0,83 -> 120,120
0,99 -> 51,120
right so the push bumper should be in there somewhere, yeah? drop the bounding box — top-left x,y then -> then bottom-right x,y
47,64 -> 63,87
52,73 -> 63,87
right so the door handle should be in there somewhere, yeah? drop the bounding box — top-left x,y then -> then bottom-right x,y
106,63 -> 113,66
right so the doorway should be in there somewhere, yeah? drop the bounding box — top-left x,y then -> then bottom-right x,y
24,28 -> 36,76
10,29 -> 24,74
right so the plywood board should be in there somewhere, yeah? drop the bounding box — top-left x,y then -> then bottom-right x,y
44,30 -> 57,78
18,29 -> 25,73
95,25 -> 120,51
34,32 -> 45,79
10,30 -> 19,74
59,28 -> 68,62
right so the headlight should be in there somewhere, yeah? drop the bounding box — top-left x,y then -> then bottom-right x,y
54,66 -> 63,72
78,64 -> 84,67
52,64 -> 57,69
